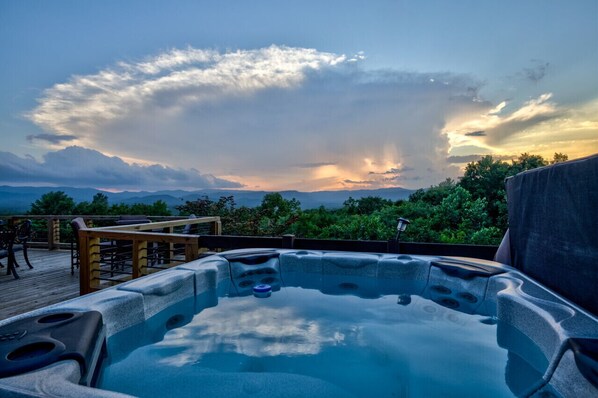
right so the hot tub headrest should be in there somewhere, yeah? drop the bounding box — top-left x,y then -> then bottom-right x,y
505,154 -> 598,316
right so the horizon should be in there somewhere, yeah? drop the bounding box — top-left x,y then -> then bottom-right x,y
0,183 -> 414,195
0,183 -> 416,213
2,1 -> 597,192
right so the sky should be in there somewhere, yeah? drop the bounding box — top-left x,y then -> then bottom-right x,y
1,0 -> 597,192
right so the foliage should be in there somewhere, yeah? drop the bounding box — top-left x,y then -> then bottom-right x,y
176,195 -> 258,235
343,196 -> 393,215
458,155 -> 510,230
175,193 -> 301,236
28,191 -> 75,215
257,193 -> 302,236
28,192 -> 171,217
457,152 -> 554,231
26,152 -> 564,245
73,193 -> 109,215
551,153 -> 568,164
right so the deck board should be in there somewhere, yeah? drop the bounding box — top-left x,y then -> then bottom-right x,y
0,249 -> 79,320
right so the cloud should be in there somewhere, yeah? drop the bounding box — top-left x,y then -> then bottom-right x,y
369,166 -> 415,175
464,130 -> 486,137
27,46 -> 346,136
447,153 -> 523,164
446,93 -> 562,147
446,154 -> 484,163
25,45 -> 489,190
26,133 -> 78,144
343,179 -> 375,185
0,146 -> 242,190
154,297 -> 349,367
483,93 -> 561,144
294,162 -> 338,168
523,60 -> 549,83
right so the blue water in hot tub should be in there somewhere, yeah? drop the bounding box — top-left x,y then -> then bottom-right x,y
97,284 -> 547,398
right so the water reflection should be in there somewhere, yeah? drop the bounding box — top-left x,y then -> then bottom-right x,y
101,273 -> 550,398
155,296 -> 351,367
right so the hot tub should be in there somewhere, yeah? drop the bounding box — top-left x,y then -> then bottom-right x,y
0,249 -> 597,397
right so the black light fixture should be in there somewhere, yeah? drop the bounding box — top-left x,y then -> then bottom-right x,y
395,217 -> 410,253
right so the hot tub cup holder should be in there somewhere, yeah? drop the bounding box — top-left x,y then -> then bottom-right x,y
0,311 -> 105,383
37,313 -> 75,324
6,338 -> 66,362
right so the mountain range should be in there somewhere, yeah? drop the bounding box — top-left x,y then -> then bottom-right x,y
0,186 -> 414,213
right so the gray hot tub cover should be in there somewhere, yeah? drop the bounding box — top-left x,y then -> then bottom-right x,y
505,153 -> 598,316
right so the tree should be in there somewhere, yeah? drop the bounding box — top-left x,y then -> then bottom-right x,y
408,178 -> 456,206
176,196 -> 258,235
256,193 -> 302,236
551,153 -> 568,164
458,156 -> 510,230
509,153 -> 548,175
397,183 -> 501,244
343,196 -> 393,215
28,191 -> 75,215
291,206 -> 342,238
73,193 -> 110,215
319,214 -> 393,240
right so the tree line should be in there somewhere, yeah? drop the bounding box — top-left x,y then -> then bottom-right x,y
28,153 -> 567,245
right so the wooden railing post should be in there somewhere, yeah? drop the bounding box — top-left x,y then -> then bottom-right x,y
133,240 -> 148,277
79,232 -> 100,295
79,232 -> 89,295
164,226 -> 174,264
211,219 -> 222,235
48,218 -> 61,250
185,240 -> 199,263
88,237 -> 101,292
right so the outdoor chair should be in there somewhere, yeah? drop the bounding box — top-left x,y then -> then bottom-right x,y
173,214 -> 197,258
12,219 -> 34,269
114,215 -> 153,269
0,228 -> 19,279
116,215 -> 151,225
0,220 -> 8,270
70,217 -> 117,275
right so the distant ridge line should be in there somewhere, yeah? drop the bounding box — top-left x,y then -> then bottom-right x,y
0,185 -> 414,213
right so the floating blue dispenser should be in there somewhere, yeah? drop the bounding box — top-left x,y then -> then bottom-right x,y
253,284 -> 272,298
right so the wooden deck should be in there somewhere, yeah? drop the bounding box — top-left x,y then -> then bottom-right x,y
0,249 -> 79,320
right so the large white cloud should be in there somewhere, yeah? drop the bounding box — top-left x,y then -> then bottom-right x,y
24,45 -> 500,190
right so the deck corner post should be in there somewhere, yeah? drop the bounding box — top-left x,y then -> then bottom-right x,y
282,234 -> 295,249
387,238 -> 399,253
79,230 -> 101,295
185,240 -> 199,263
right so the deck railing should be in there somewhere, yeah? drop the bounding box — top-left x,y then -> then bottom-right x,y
78,225 -> 497,294
0,215 -> 210,250
2,215 -> 499,295
77,217 -> 221,294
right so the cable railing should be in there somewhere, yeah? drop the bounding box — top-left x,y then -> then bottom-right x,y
0,215 -> 208,250
76,217 -> 221,294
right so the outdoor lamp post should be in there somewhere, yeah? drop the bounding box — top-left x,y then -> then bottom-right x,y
395,217 -> 410,253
